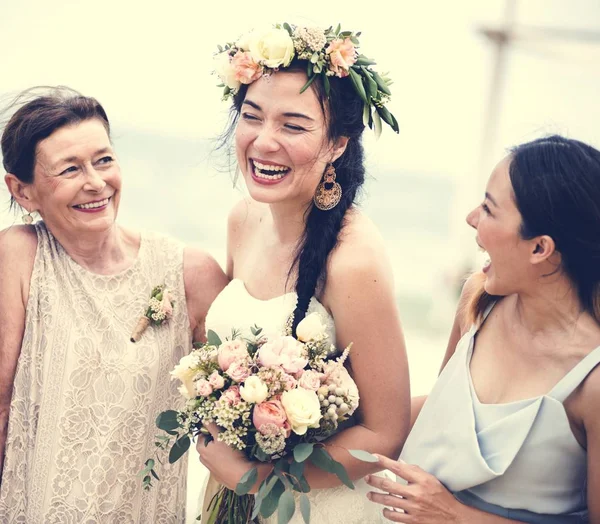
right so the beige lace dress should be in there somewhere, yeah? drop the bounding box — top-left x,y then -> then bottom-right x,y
0,222 -> 191,524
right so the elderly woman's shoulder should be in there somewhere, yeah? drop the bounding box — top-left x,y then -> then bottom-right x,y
0,225 -> 37,261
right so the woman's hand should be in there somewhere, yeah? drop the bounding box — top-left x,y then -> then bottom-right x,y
196,423 -> 255,491
365,454 -> 465,523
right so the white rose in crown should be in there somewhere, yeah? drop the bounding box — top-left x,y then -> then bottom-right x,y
240,376 -> 269,404
236,30 -> 255,51
171,353 -> 200,399
213,51 -> 241,91
249,28 -> 294,69
281,388 -> 322,435
296,312 -> 326,342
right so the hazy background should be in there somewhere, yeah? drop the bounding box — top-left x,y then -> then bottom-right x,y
1,1 -> 599,518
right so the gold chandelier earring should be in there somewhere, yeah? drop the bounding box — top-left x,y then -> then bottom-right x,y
314,164 -> 342,211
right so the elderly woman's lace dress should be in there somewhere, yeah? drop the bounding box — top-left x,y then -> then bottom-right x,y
0,222 -> 191,524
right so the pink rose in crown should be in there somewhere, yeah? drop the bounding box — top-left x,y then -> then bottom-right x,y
326,38 -> 357,77
258,336 -> 308,375
220,385 -> 241,406
253,399 -> 291,437
226,360 -> 251,382
195,379 -> 213,397
218,340 -> 249,372
231,50 -> 263,84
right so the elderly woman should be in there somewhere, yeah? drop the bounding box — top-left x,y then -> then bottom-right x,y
0,87 -> 228,523
365,135 -> 600,523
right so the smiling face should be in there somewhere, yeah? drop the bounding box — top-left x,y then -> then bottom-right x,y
466,155 -> 541,296
235,70 -> 347,207
18,118 -> 121,236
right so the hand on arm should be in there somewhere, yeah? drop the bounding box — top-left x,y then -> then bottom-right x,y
365,455 -> 522,524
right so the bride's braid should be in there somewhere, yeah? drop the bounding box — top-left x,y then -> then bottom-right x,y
289,74 -> 366,336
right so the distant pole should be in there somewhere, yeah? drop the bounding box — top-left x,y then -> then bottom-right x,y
476,0 -> 518,192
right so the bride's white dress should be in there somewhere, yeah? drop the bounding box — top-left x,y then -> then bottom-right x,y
188,279 -> 388,523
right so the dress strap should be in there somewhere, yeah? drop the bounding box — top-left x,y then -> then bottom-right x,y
549,345 -> 600,402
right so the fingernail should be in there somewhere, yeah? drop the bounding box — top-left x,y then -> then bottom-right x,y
365,475 -> 371,483
366,492 -> 372,500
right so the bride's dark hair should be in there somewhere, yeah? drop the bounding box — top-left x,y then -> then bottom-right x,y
221,66 -> 367,336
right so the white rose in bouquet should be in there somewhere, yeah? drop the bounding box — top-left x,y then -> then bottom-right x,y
296,312 -> 326,342
281,388 -> 322,435
240,376 -> 269,404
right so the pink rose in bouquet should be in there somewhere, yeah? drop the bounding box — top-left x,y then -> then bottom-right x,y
226,360 -> 252,382
218,339 -> 249,371
253,399 -> 291,437
258,335 -> 308,374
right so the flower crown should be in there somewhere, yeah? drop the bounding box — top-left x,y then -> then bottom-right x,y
213,23 -> 398,137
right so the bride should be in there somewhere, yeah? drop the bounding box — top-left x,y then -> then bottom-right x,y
194,23 -> 410,523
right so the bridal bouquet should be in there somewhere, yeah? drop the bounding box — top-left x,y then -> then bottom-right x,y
142,312 -> 367,523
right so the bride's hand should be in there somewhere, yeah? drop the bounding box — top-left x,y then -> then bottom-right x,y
365,454 -> 465,523
196,423 -> 254,491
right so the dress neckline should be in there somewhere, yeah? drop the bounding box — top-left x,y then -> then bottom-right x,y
232,278 -> 297,303
43,222 -> 147,280
467,302 -> 600,407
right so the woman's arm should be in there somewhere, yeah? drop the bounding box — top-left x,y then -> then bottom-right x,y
183,247 -> 229,343
0,226 -> 36,483
580,368 -> 600,523
410,274 -> 479,430
299,216 -> 410,488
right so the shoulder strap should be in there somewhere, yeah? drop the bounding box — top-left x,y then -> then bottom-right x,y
549,345 -> 600,402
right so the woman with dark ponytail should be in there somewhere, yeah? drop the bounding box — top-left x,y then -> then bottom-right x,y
367,135 -> 600,523
194,24 -> 410,522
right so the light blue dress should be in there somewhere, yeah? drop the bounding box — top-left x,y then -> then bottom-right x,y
401,304 -> 593,523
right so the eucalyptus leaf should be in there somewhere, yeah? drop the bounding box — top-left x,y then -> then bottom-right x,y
235,466 -> 258,495
293,443 -> 314,463
253,474 -> 279,519
333,462 -> 354,489
207,330 -> 222,346
277,491 -> 296,524
335,23 -> 341,35
300,493 -> 311,524
283,22 -> 293,36
289,460 -> 305,483
309,447 -> 336,474
260,479 -> 285,519
156,410 -> 180,432
168,435 -> 190,463
349,449 -> 379,462
151,469 -> 160,481
350,36 -> 360,45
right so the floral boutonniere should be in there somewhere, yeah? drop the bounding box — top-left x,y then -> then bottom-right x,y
130,285 -> 174,343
